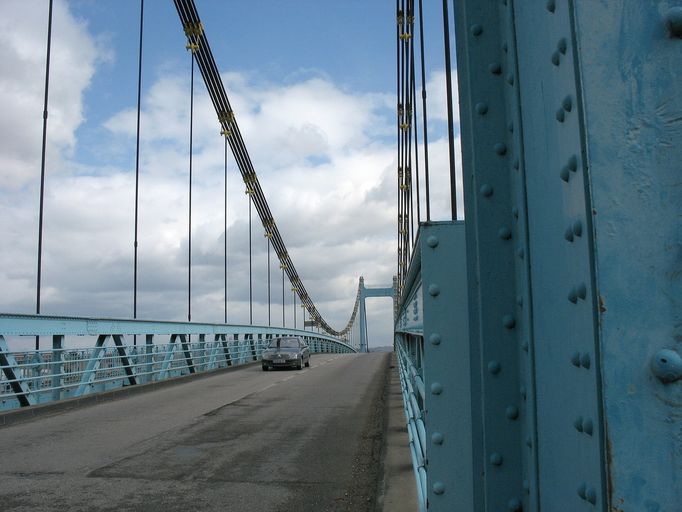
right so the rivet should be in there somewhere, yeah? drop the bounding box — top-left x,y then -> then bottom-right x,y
508,122 -> 514,133
429,333 -> 442,345
583,418 -> 594,436
522,341 -> 529,352
427,235 -> 439,247
564,227 -> 574,242
471,24 -> 483,36
502,42 -> 508,53
490,452 -> 503,466
580,352 -> 591,369
571,352 -> 581,367
664,7 -> 682,38
574,416 -> 584,432
568,154 -> 578,172
502,314 -> 516,329
517,247 -> 525,259
560,166 -> 570,182
546,0 -> 556,13
551,51 -> 560,66
512,207 -> 519,218
433,481 -> 446,495
557,37 -> 567,54
508,498 -> 522,511
428,284 -> 440,296
506,405 -> 519,420
520,385 -> 527,399
513,158 -> 519,169
577,483 -> 587,500
577,283 -> 587,300
573,220 -> 583,237
525,436 -> 532,448
431,382 -> 443,395
516,295 -> 523,307
488,360 -> 501,375
562,95 -> 573,112
586,487 -> 597,504
432,432 -> 444,445
506,73 -> 514,86
499,227 -> 512,240
489,62 -> 502,75
475,102 -> 489,115
556,108 -> 565,122
568,288 -> 578,304
494,142 -> 508,155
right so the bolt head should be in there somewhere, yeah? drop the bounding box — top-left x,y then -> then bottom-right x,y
546,0 -> 556,13
557,37 -> 567,54
490,452 -> 503,466
426,235 -> 439,247
580,352 -> 591,369
433,481 -> 446,495
499,226 -> 512,240
573,220 -> 583,237
480,184 -> 493,197
551,51 -> 560,66
506,405 -> 519,419
556,108 -> 565,122
665,7 -> 682,38
502,314 -> 516,329
488,360 -> 501,375
494,142 -> 508,155
432,432 -> 444,445
429,333 -> 442,345
475,102 -> 489,115
471,24 -> 483,36
489,62 -> 502,75
562,95 -> 573,112
508,498 -> 522,511
560,167 -> 570,182
428,284 -> 440,296
586,487 -> 597,504
430,382 -> 443,395
577,483 -> 587,499
583,418 -> 594,436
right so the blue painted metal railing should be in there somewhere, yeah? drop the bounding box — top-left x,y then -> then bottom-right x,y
0,313 -> 355,411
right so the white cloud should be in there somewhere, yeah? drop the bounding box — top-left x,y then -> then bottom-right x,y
0,3 -> 462,349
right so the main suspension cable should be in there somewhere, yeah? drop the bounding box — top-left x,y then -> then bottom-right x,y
173,0 -> 358,337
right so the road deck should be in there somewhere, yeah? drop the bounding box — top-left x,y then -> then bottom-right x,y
0,353 -> 393,511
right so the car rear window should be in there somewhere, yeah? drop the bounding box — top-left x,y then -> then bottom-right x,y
268,338 -> 299,348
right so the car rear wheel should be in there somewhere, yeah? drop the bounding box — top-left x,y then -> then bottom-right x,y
262,364 -> 268,371
297,357 -> 303,370
305,356 -> 310,368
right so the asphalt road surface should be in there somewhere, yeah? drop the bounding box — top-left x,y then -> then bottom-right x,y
0,352 -> 391,512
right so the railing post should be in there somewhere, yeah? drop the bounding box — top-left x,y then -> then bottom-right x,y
51,334 -> 64,402
145,334 -> 154,383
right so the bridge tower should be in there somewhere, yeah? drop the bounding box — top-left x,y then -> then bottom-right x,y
358,276 -> 396,353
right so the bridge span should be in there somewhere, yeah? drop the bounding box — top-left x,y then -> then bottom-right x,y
0,352 -> 403,511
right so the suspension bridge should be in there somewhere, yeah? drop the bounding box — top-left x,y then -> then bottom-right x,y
1,1 -> 681,511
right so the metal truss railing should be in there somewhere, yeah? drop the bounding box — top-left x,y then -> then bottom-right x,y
395,333 -> 427,511
0,313 -> 355,411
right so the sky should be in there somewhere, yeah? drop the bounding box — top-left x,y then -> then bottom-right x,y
0,0 -> 461,348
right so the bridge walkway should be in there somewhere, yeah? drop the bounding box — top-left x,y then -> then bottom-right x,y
0,352 -> 400,512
